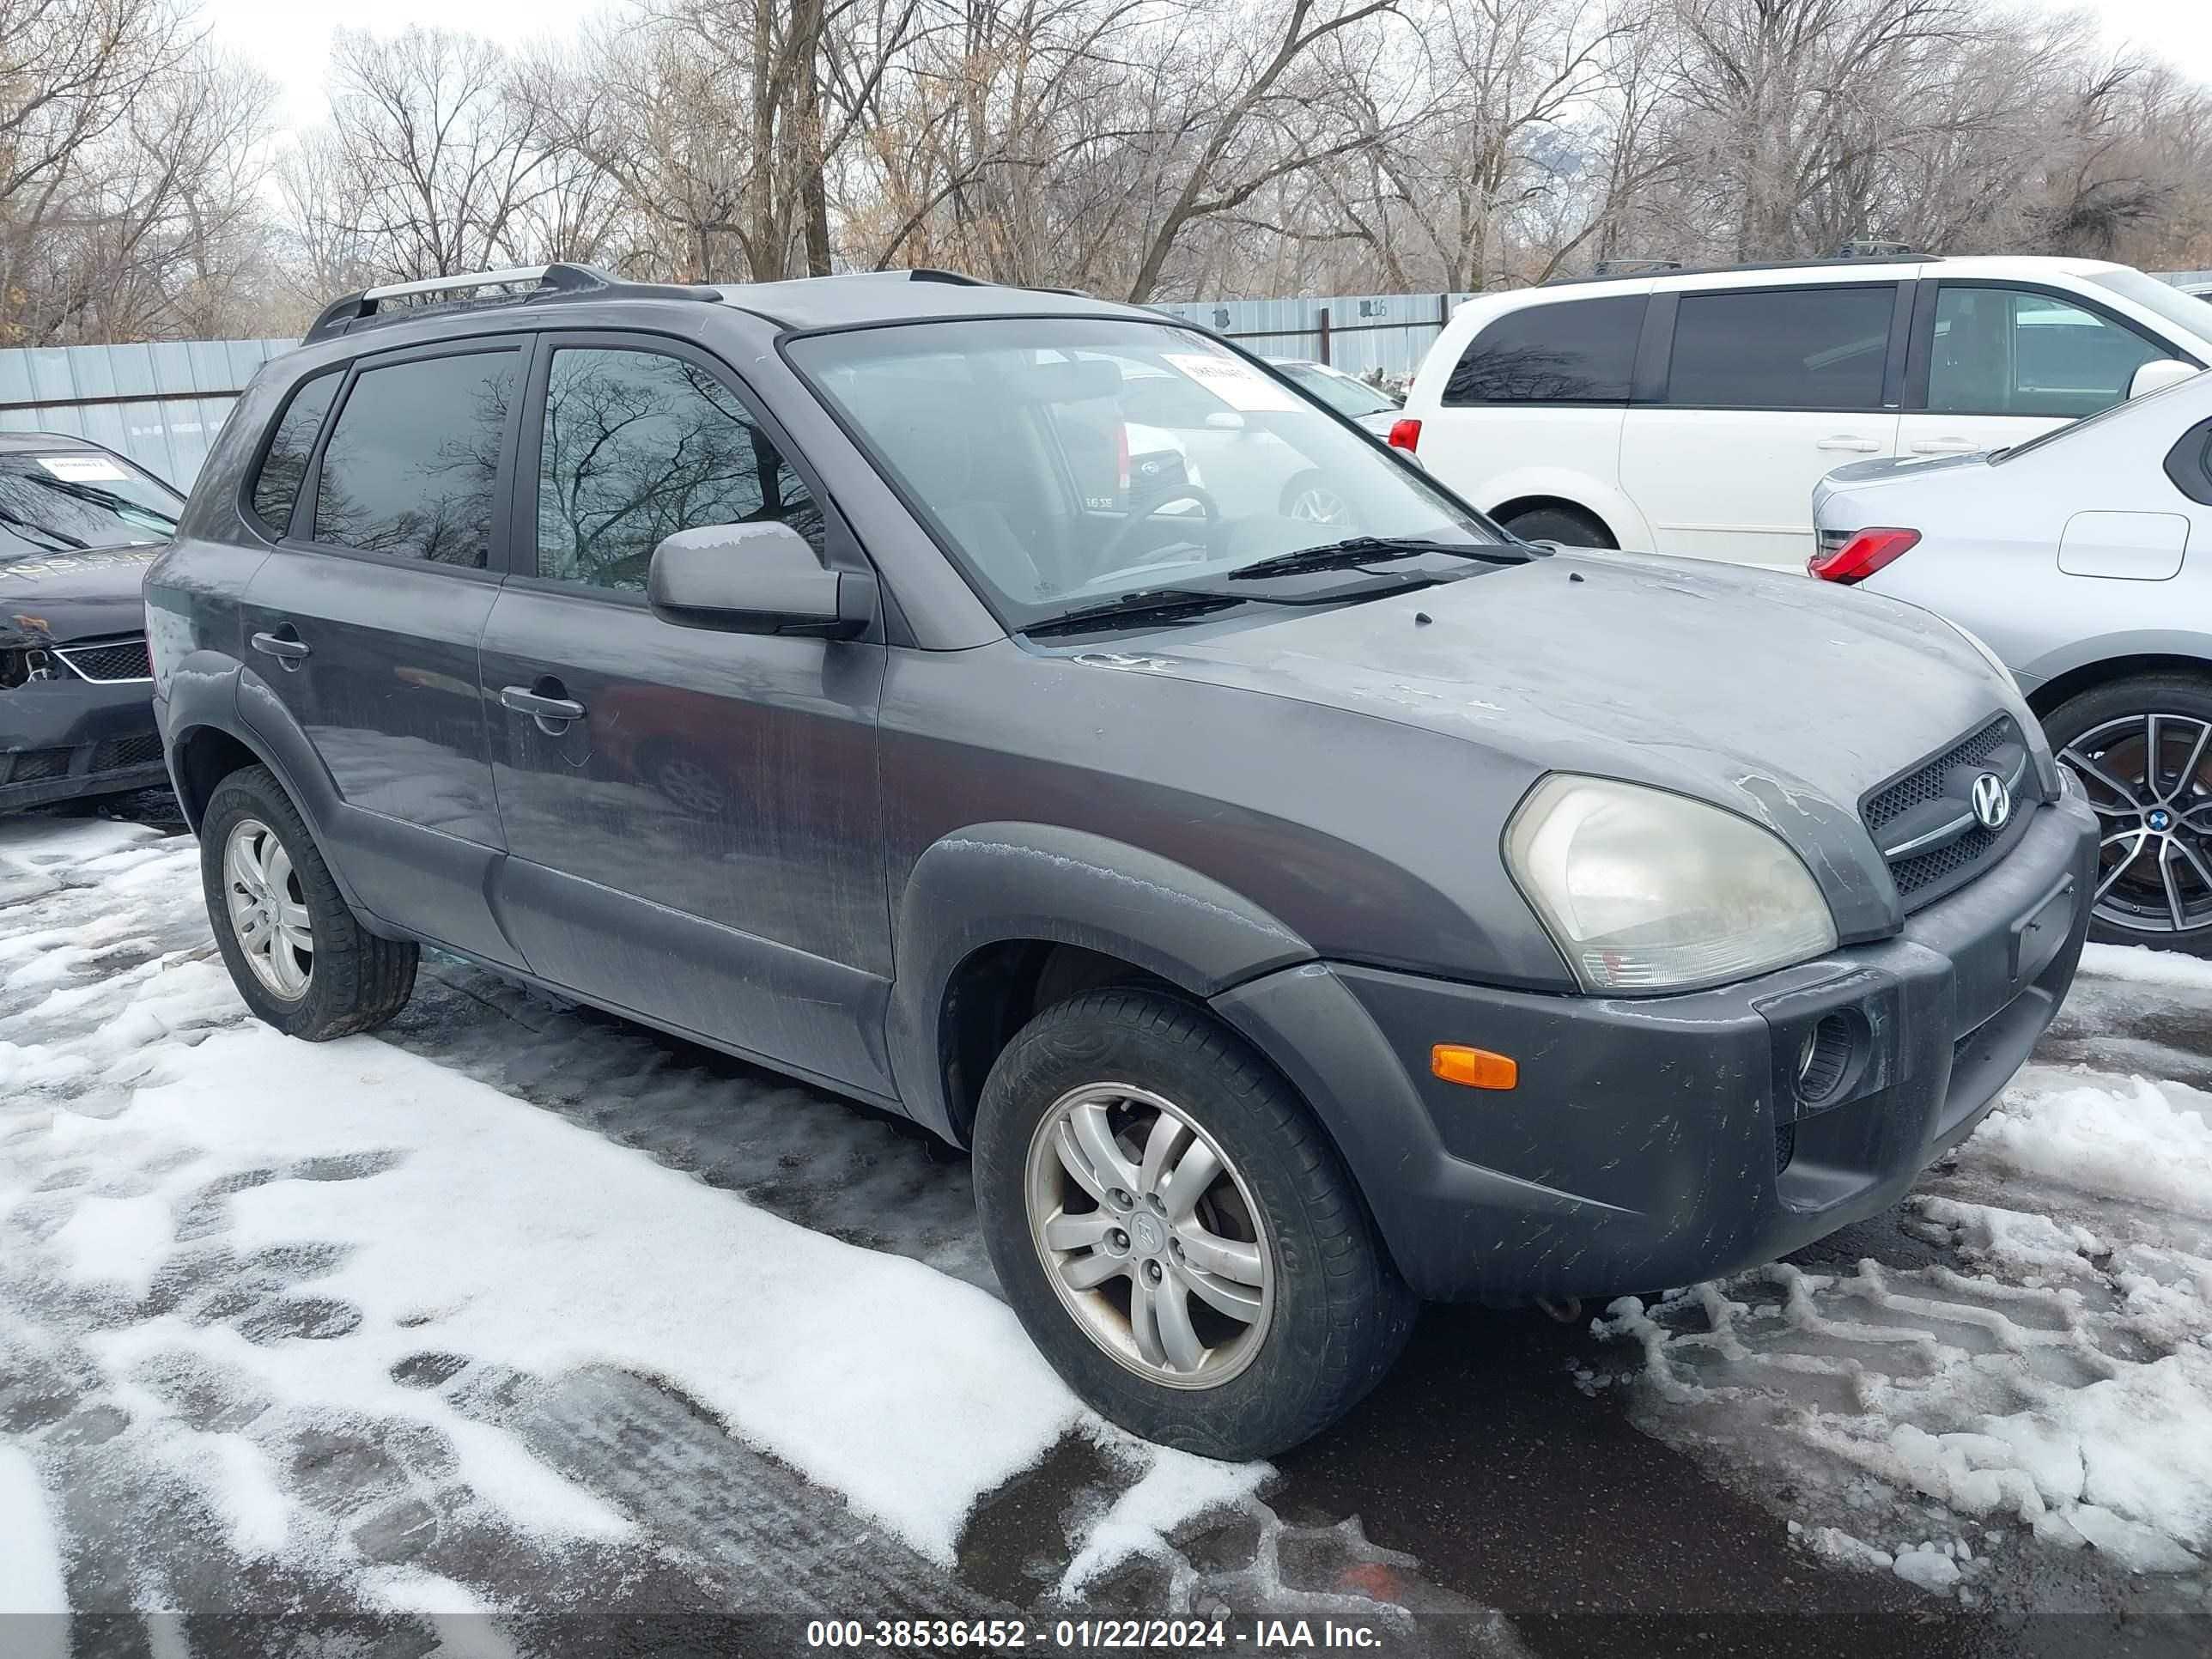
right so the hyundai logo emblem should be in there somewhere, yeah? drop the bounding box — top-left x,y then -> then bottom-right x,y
1970,771 -> 2011,831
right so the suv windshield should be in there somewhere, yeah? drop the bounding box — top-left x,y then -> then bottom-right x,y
787,319 -> 1493,628
2086,268 -> 2212,346
0,451 -> 182,559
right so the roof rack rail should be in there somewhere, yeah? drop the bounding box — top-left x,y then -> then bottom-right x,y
303,263 -> 721,344
909,268 -> 988,286
1590,258 -> 1685,277
1835,240 -> 1923,259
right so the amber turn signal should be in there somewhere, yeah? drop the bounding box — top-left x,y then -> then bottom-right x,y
1431,1044 -> 1517,1090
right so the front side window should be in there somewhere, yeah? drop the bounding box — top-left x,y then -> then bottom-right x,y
1443,295 -> 1644,405
1666,285 -> 1893,410
535,347 -> 824,592
0,449 -> 182,560
788,317 -> 1498,629
250,371 -> 340,537
1929,286 -> 2164,418
313,349 -> 518,567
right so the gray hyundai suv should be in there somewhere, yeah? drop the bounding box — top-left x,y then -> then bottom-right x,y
146,264 -> 2098,1459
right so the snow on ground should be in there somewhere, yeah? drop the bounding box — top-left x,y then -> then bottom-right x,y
0,818 -> 1273,1632
1594,951 -> 2212,1608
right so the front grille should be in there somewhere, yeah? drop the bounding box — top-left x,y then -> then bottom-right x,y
1862,714 -> 2035,908
54,636 -> 153,683
91,731 -> 165,772
5,748 -> 70,782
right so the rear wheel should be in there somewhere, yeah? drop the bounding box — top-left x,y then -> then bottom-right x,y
200,764 -> 417,1039
973,988 -> 1414,1459
1498,503 -> 1614,549
1279,470 -> 1356,527
2046,673 -> 2212,945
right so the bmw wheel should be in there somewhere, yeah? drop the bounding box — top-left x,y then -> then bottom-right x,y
2048,673 -> 2212,945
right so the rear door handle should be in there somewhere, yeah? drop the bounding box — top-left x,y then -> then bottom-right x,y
251,629 -> 310,666
499,684 -> 586,724
1815,435 -> 1882,453
1909,438 -> 1978,454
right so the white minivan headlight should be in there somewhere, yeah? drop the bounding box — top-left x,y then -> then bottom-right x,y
1505,776 -> 1838,994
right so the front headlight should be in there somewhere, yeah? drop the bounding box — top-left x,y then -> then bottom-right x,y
1505,776 -> 1838,994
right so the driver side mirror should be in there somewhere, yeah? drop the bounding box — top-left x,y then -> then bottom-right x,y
2130,359 -> 2199,399
647,523 -> 871,641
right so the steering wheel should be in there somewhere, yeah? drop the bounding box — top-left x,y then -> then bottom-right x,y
1099,484 -> 1222,571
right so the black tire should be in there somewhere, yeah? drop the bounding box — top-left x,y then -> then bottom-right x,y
2045,672 -> 2212,948
1498,503 -> 1614,549
972,988 -> 1415,1459
199,763 -> 417,1039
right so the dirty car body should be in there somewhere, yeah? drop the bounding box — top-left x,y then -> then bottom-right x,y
145,267 -> 2095,1456
0,434 -> 182,811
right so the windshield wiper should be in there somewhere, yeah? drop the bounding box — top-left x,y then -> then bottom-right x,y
0,507 -> 85,551
1227,535 -> 1526,581
1024,588 -> 1248,639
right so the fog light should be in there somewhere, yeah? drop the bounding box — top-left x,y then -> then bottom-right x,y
1794,1014 -> 1855,1107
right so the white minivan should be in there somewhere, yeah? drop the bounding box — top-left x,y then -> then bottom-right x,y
1395,253 -> 2212,567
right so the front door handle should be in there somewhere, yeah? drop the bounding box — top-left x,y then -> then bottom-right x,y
251,629 -> 310,669
500,684 -> 586,725
1815,435 -> 1882,453
1909,438 -> 1978,454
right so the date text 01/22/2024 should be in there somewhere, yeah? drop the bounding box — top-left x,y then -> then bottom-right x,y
803,1618 -> 1390,1650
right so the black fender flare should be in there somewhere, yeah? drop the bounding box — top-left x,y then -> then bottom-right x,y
165,656 -> 377,924
887,823 -> 1315,1139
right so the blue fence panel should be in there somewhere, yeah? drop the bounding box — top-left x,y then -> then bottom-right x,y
1150,292 -> 1474,381
0,337 -> 296,488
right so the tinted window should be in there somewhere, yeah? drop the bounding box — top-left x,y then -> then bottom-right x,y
1443,296 -> 1644,404
1667,286 -> 1893,410
313,350 -> 518,566
250,372 -> 339,537
534,347 -> 824,592
1929,286 -> 2163,418
0,451 -> 182,560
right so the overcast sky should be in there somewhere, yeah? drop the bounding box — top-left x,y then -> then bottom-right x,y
209,0 -> 2212,136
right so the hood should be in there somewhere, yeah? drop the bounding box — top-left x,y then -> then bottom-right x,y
1115,550 -> 2030,928
0,544 -> 162,647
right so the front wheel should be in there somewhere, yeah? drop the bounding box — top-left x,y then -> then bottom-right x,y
2046,672 -> 2212,945
973,989 -> 1413,1459
200,764 -> 418,1039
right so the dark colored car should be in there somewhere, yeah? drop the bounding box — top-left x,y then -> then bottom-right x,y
1,434 -> 183,811
146,265 -> 2097,1459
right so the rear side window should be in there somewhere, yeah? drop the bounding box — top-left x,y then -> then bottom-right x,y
312,349 -> 520,567
1666,285 -> 1893,410
249,372 -> 339,538
1928,286 -> 2163,419
1443,296 -> 1644,404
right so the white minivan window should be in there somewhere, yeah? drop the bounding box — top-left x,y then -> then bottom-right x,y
1443,295 -> 1643,405
1665,286 -> 1893,410
1928,286 -> 2162,418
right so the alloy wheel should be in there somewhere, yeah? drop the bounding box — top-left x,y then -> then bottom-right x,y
1285,485 -> 1353,526
222,816 -> 313,999
1024,1082 -> 1275,1389
2062,712 -> 2212,935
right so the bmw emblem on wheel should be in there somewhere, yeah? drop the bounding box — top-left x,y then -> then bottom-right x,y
1971,771 -> 2011,831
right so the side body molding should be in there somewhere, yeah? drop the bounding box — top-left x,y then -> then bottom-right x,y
887,823 -> 1316,1139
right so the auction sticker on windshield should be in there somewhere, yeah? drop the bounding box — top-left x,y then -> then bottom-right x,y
1160,351 -> 1302,413
36,455 -> 131,483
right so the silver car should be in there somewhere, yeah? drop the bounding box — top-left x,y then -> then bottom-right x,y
1811,370 -> 2212,945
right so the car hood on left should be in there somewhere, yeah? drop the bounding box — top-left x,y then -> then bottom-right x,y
0,544 -> 163,647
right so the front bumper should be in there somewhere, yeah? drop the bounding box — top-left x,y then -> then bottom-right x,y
1,674 -> 167,812
1213,789 -> 2099,1303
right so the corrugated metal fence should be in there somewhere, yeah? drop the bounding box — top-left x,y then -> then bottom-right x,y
0,338 -> 294,489
1147,292 -> 1474,381
2,273 -> 2202,488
